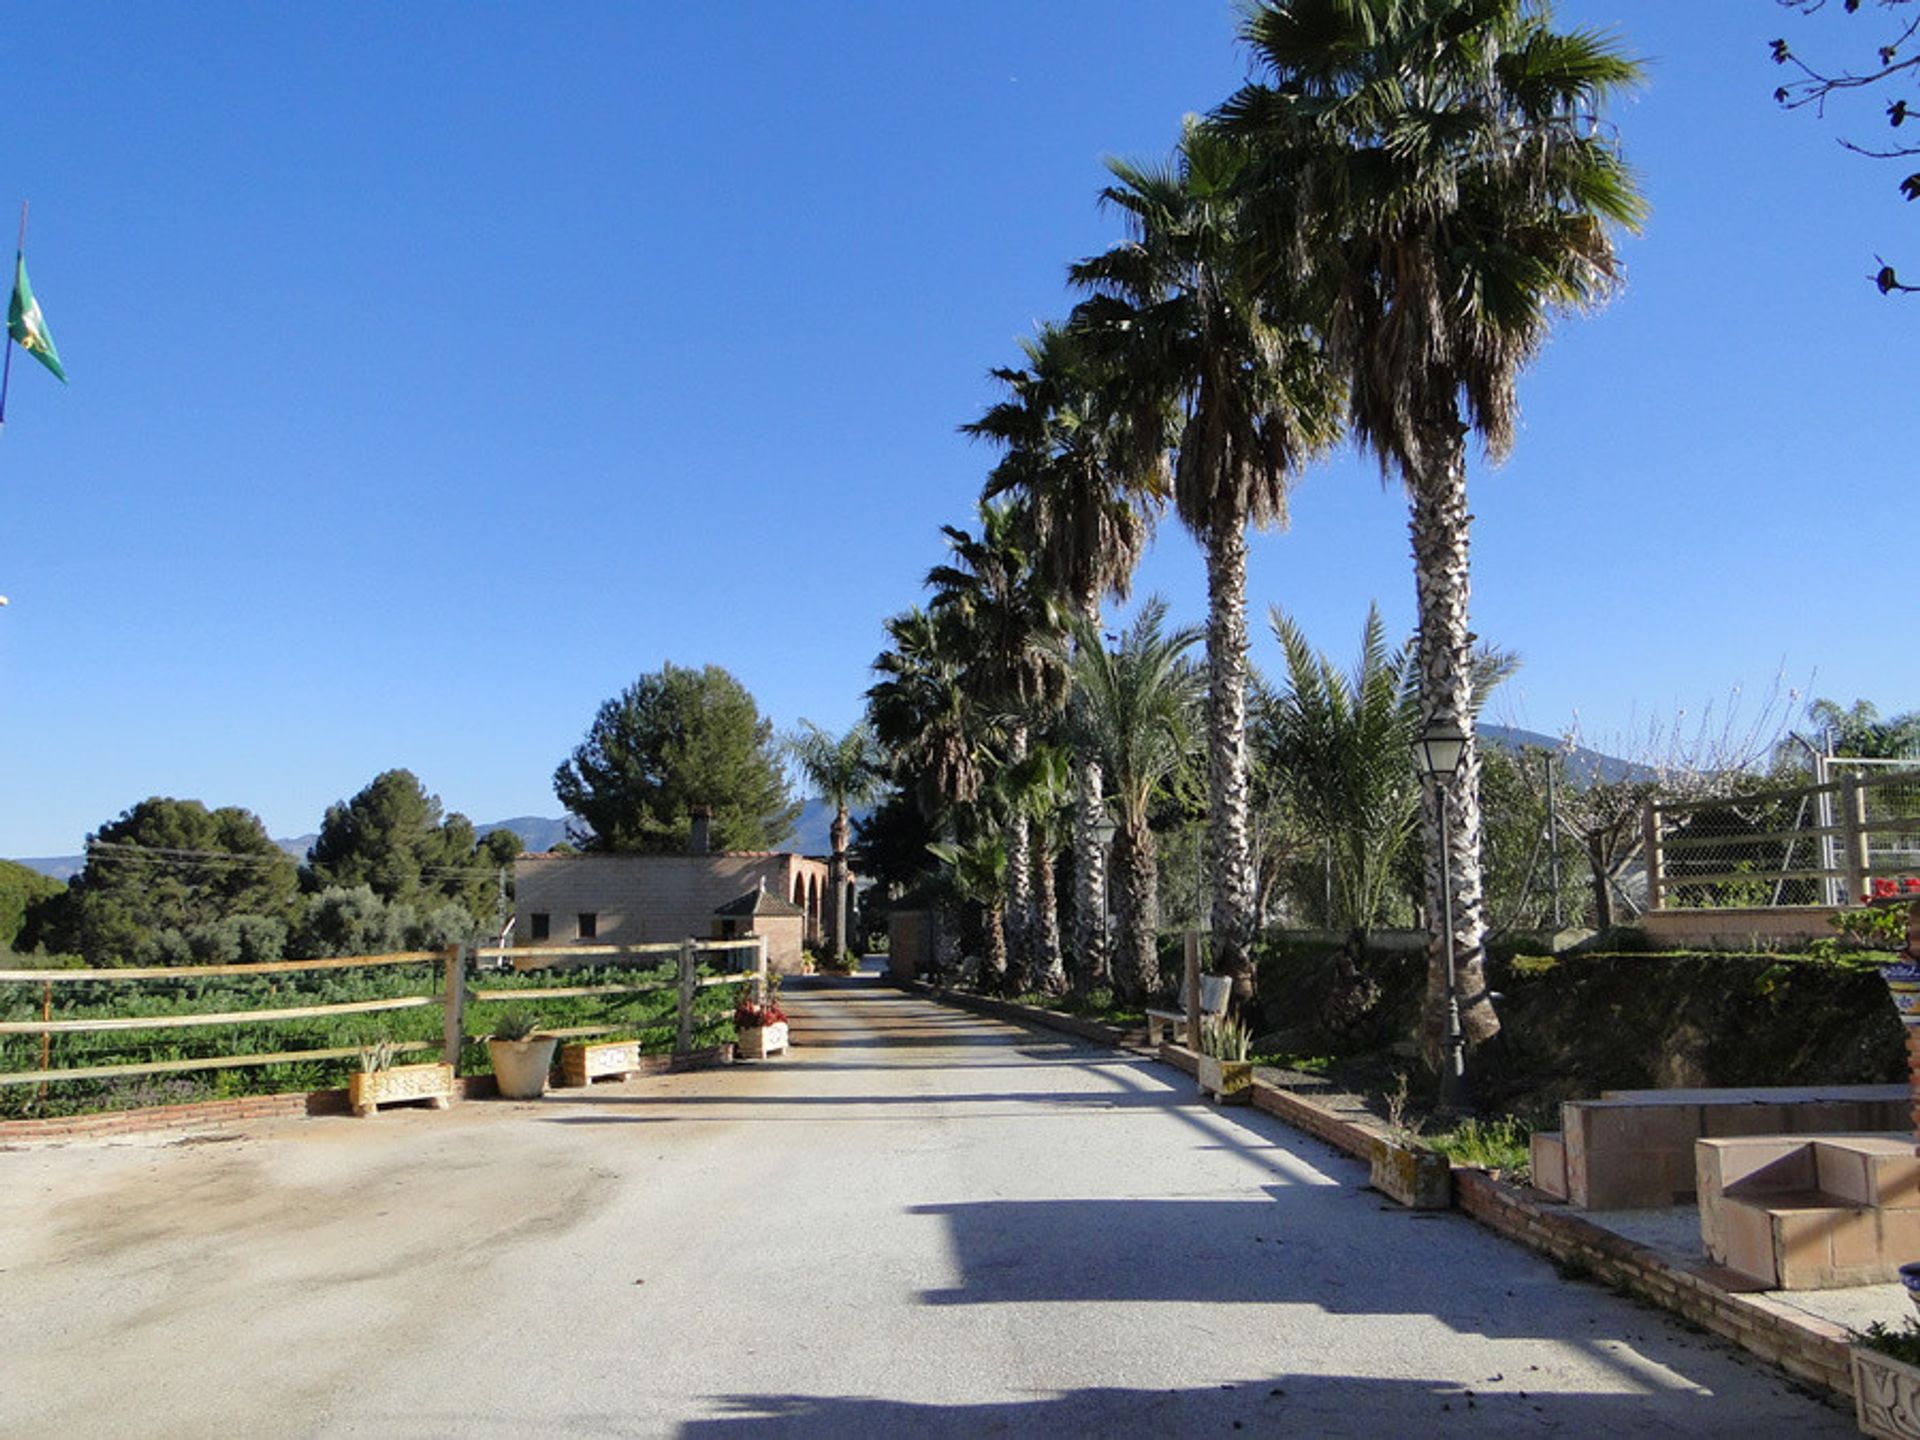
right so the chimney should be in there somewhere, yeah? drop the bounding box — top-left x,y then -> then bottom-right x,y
688,805 -> 713,856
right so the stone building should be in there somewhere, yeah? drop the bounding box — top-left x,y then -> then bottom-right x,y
512,833 -> 846,976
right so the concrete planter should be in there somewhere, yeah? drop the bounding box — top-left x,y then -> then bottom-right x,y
735,1021 -> 788,1060
559,1039 -> 642,1088
1197,1055 -> 1252,1105
1853,1344 -> 1920,1439
347,1061 -> 454,1118
487,1036 -> 559,1100
1368,1135 -> 1452,1210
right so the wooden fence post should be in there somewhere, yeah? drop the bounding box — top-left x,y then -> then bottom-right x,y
676,938 -> 697,1056
443,945 -> 468,1072
1841,775 -> 1871,903
1184,931 -> 1202,1048
1643,802 -> 1665,912
756,933 -> 769,1006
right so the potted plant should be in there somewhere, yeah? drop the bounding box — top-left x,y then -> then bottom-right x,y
733,981 -> 790,1060
559,1034 -> 644,1087
347,1039 -> 454,1118
487,1013 -> 559,1100
1196,1013 -> 1253,1105
1852,1315 -> 1920,1439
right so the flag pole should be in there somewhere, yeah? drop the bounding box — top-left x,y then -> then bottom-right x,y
0,200 -> 22,434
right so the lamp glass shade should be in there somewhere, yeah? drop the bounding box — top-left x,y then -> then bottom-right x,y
1090,819 -> 1118,848
1413,719 -> 1469,780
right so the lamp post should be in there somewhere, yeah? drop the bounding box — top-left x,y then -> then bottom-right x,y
1413,716 -> 1472,1115
1090,816 -> 1118,984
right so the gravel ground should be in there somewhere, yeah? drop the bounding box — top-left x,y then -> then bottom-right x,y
0,976 -> 1855,1437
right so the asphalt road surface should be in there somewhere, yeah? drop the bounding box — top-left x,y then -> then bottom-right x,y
0,975 -> 1854,1437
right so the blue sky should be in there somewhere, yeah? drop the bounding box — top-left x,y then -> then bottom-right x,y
0,2 -> 1906,858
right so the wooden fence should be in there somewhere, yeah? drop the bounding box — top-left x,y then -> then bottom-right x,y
0,935 -> 767,1095
1646,769 -> 1920,911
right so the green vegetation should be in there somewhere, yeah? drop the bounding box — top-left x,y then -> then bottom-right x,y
30,797 -> 301,966
307,768 -> 519,915
0,860 -> 62,952
0,957 -> 744,1120
1428,1116 -> 1534,1181
553,663 -> 799,854
1858,1319 -> 1920,1366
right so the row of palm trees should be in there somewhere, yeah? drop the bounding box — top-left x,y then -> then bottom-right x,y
862,1 -> 1644,1060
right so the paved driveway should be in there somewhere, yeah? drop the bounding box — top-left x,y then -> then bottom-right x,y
0,977 -> 1851,1437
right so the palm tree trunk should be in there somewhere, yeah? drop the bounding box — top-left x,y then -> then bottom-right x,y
1070,589 -> 1109,995
1204,518 -> 1257,1001
1030,840 -> 1066,994
984,900 -> 1009,993
828,806 -> 851,965
1003,724 -> 1033,986
1071,760 -> 1108,992
1410,417 -> 1501,1063
1114,822 -> 1162,1001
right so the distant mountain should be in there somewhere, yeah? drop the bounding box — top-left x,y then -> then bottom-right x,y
1480,724 -> 1645,785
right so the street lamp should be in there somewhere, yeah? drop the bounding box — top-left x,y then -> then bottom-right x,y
1090,817 -> 1118,971
1412,715 -> 1472,1114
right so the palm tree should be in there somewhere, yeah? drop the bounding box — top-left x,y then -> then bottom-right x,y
1260,605 -> 1517,939
1071,119 -> 1343,1002
1066,600 -> 1203,1002
867,605 -> 985,826
964,323 -> 1168,992
927,835 -> 1011,990
785,720 -> 885,966
1218,0 -> 1644,1061
925,502 -> 1067,984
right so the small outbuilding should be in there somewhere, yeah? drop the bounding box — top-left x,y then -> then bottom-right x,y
712,883 -> 807,975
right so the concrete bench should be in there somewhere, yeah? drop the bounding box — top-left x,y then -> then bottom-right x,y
1698,1133 -> 1920,1289
1528,1085 -> 1910,1209
1144,975 -> 1231,1047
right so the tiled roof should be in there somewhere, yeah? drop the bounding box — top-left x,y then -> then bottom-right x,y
713,887 -> 805,918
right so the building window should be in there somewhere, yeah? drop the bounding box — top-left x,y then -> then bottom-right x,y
578,912 -> 598,940
530,912 -> 550,941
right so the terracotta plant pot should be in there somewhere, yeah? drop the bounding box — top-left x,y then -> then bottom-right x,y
488,1035 -> 559,1100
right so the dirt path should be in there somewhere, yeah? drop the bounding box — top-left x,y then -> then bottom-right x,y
0,977 -> 1852,1436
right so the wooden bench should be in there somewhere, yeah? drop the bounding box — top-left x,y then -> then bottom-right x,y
1145,974 -> 1231,1047
1530,1085 -> 1910,1209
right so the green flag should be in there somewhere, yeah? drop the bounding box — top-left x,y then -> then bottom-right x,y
8,255 -> 65,383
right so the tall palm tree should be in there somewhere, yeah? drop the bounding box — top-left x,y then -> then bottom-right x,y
1071,120 -> 1344,1001
1219,0 -> 1644,1060
867,605 -> 988,825
925,502 -> 1067,984
964,324 -> 1168,992
1066,600 -> 1203,1002
785,720 -> 885,965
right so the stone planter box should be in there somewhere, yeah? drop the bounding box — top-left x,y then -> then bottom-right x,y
1197,1055 -> 1252,1105
1854,1344 -> 1920,1439
559,1039 -> 643,1088
348,1062 -> 454,1118
735,1021 -> 789,1060
1369,1134 -> 1452,1210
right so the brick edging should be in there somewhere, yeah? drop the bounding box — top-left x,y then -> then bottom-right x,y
1455,1168 -> 1855,1401
0,1043 -> 734,1145
0,1089 -> 353,1142
899,981 -> 1135,1049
